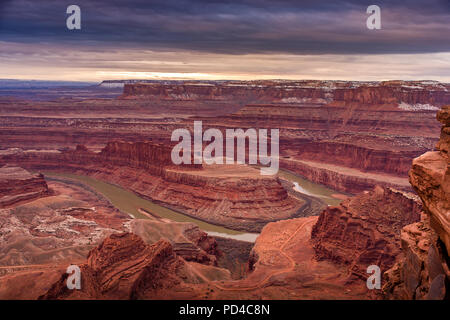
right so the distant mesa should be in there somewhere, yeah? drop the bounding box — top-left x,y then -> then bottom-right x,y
116,79 -> 450,109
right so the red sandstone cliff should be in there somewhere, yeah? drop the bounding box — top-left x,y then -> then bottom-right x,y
0,141 -> 302,232
208,91 -> 442,193
330,81 -> 450,108
100,141 -> 200,174
39,233 -> 230,300
409,106 -> 450,255
0,165 -> 50,208
383,106 -> 450,300
40,233 -> 186,299
122,80 -> 450,108
130,219 -> 220,266
383,216 -> 447,299
311,186 -> 422,280
121,80 -> 331,103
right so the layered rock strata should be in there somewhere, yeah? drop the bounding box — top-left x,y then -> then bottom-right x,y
383,106 -> 450,300
1,80 -> 447,196
0,141 -> 302,232
40,233 -> 230,300
130,219 -> 219,265
201,101 -> 442,193
382,215 -> 447,299
311,186 -> 422,280
0,165 -> 50,208
122,80 -> 450,107
41,219 -> 370,300
409,106 -> 450,255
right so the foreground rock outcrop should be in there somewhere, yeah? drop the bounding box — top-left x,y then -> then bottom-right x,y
0,165 -> 49,208
382,215 -> 447,299
311,186 -> 422,280
40,233 -> 230,300
409,106 -> 450,255
130,219 -> 220,266
383,106 -> 450,300
33,217 -> 370,300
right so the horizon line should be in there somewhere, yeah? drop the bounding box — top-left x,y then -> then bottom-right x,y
1,78 -> 448,84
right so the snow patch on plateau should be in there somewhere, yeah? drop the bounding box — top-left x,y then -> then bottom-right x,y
280,97 -> 330,103
169,93 -> 199,100
99,82 -> 125,88
398,102 -> 439,111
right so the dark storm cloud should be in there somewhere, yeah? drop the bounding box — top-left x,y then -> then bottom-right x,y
0,0 -> 450,54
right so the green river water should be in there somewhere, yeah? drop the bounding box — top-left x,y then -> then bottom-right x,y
43,170 -> 345,242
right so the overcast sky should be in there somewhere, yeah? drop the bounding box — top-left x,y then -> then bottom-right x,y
0,0 -> 449,82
